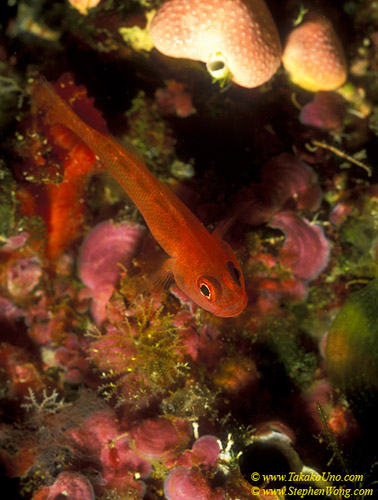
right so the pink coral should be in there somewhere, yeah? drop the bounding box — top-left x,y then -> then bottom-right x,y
78,220 -> 145,324
132,417 -> 192,464
300,91 -> 346,131
238,154 -> 329,306
67,409 -> 120,453
47,472 -> 95,500
268,211 -> 330,281
239,153 -> 322,228
250,153 -> 322,220
176,435 -> 221,469
87,324 -> 137,373
66,409 -> 150,495
150,0 -> 281,88
100,436 -> 150,495
241,210 -> 330,319
191,435 -> 221,469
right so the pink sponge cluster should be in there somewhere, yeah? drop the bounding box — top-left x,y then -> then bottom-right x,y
282,13 -> 347,92
78,220 -> 145,325
150,0 -> 281,88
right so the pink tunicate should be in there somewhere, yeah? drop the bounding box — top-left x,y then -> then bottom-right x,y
79,221 -> 145,289
269,210 -> 330,281
177,435 -> 221,469
47,472 -> 94,500
259,153 -> 322,212
78,220 -> 145,324
164,467 -> 225,500
191,435 -> 220,469
7,257 -> 42,298
300,91 -> 346,131
100,435 -> 151,495
67,410 -> 119,454
133,417 -> 192,464
241,154 -> 322,227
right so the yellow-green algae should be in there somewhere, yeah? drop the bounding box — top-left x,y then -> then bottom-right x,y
326,279 -> 378,407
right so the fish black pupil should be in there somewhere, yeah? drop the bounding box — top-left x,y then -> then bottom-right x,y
226,261 -> 241,286
200,284 -> 210,297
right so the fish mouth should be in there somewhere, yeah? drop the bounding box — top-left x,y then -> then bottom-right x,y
218,294 -> 248,317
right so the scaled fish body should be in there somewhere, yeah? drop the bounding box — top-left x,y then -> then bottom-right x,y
33,78 -> 247,317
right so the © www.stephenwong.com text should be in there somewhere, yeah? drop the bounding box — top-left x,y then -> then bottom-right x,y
250,471 -> 373,498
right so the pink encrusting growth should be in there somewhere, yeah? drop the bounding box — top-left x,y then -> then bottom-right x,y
269,211 -> 330,281
54,333 -> 91,384
175,435 -> 221,469
190,435 -> 221,469
282,13 -> 347,92
66,409 -> 151,496
41,472 -> 95,500
240,153 -> 330,309
257,153 -> 322,213
6,257 -> 42,299
150,0 -> 282,88
241,153 -> 322,226
132,417 -> 192,465
299,91 -> 346,131
78,220 -> 145,324
157,434 -> 224,499
1,232 -> 28,252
